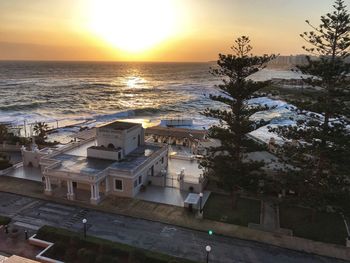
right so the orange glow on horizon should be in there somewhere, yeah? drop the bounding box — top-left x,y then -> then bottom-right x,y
0,0 -> 338,61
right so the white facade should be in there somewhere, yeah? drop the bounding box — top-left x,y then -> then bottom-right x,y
36,121 -> 167,205
95,122 -> 144,156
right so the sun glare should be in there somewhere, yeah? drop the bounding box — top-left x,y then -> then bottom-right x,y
89,0 -> 178,52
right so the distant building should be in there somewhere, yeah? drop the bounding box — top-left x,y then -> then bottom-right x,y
267,55 -> 310,68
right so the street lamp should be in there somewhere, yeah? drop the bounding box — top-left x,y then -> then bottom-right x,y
205,245 -> 211,263
199,192 -> 203,213
82,218 -> 87,238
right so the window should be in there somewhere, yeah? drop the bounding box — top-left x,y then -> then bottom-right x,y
118,152 -> 121,160
114,179 -> 123,191
138,175 -> 142,185
134,180 -> 138,188
161,157 -> 164,164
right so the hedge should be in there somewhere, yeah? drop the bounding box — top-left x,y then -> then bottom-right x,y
0,216 -> 11,225
36,226 -> 197,263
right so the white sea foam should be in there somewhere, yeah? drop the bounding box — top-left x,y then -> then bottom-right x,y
0,62 -> 318,144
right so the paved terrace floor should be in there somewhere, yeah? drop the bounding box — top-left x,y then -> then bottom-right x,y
168,157 -> 203,179
63,139 -> 97,157
5,166 -> 42,182
135,185 -> 210,207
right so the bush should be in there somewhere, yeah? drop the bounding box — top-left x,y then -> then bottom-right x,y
129,249 -> 145,263
0,216 -> 11,225
36,226 -> 195,263
77,248 -> 96,263
64,247 -> 77,262
0,160 -> 12,170
50,241 -> 66,258
95,254 -> 117,263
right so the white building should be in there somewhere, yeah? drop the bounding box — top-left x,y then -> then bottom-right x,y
36,121 -> 168,205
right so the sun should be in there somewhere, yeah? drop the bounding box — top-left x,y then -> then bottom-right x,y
89,0 -> 178,52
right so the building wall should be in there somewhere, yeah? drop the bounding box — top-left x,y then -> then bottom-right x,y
87,147 -> 122,161
22,150 -> 46,167
123,126 -> 143,155
141,149 -> 168,188
108,147 -> 168,197
96,125 -> 144,156
96,128 -> 124,149
109,175 -> 134,197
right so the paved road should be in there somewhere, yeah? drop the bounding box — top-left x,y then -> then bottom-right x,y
0,192 -> 347,263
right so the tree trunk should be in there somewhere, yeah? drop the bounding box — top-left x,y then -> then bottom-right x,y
231,189 -> 238,210
309,208 -> 316,223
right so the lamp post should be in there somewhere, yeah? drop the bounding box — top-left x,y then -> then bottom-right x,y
205,245 -> 211,263
82,218 -> 87,238
199,192 -> 203,213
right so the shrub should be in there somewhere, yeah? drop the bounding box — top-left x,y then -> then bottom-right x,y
50,241 -> 66,258
77,248 -> 96,263
37,226 -> 195,263
0,160 -> 12,170
95,254 -> 116,263
128,249 -> 145,263
64,247 -> 77,262
0,216 -> 11,225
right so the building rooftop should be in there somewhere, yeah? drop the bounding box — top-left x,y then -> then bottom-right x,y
88,145 -> 122,152
50,143 -> 164,176
53,154 -> 115,175
110,144 -> 163,171
99,121 -> 140,131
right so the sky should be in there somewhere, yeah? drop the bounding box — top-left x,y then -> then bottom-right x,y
0,0 -> 347,62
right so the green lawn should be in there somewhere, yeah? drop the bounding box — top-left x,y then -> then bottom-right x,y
203,193 -> 261,226
280,206 -> 348,245
0,215 -> 11,225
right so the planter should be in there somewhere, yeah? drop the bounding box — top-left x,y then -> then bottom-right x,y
28,234 -> 64,263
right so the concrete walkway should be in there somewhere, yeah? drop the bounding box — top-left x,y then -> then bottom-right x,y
249,200 -> 292,235
0,176 -> 349,261
261,201 -> 278,229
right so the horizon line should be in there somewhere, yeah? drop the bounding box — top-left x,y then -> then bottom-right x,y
0,59 -> 215,63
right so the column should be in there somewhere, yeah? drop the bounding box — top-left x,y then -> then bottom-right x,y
90,183 -> 100,205
90,184 -> 95,200
66,180 -> 75,200
44,177 -> 52,195
105,177 -> 110,193
95,183 -> 100,200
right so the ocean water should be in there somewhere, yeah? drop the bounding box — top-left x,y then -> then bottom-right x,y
0,61 -> 298,142
0,61 -> 219,126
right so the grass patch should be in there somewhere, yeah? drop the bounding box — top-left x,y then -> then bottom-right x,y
280,206 -> 348,245
36,225 -> 195,263
203,193 -> 260,226
0,215 -> 11,225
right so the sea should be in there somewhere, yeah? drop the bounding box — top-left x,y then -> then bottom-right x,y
0,61 -> 299,143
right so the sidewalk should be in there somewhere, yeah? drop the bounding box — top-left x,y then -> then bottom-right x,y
0,176 -> 349,261
249,200 -> 293,235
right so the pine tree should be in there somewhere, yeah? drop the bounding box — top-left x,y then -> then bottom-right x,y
201,36 -> 275,201
271,0 -> 350,214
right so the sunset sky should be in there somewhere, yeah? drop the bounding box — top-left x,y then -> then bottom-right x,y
0,0 -> 345,62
